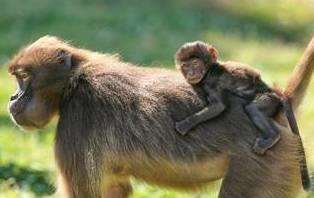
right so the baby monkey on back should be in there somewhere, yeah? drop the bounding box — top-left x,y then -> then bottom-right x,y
174,41 -> 311,190
175,41 -> 287,155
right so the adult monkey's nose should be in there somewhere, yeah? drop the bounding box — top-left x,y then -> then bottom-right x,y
10,93 -> 19,101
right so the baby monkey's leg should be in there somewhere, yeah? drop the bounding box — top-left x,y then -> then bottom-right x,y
175,97 -> 225,135
244,94 -> 281,155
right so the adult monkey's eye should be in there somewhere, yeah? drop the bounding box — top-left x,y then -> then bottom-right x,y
20,72 -> 29,79
16,71 -> 31,90
16,71 -> 30,80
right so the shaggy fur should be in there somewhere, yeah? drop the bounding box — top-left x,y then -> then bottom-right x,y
8,36 -> 314,198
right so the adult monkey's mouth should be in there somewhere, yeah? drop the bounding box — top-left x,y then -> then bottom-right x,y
9,110 -> 41,130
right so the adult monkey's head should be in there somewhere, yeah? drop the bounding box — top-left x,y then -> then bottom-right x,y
8,36 -> 80,130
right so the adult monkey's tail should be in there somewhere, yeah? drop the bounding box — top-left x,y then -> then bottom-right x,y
282,37 -> 314,191
285,37 -> 314,111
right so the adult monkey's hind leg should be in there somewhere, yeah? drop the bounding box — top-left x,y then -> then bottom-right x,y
219,37 -> 314,197
219,128 -> 300,198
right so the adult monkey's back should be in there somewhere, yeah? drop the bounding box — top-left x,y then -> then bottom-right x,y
7,36 -> 314,198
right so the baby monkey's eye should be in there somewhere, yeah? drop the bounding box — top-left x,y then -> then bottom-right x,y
181,63 -> 189,70
191,59 -> 201,68
192,60 -> 198,64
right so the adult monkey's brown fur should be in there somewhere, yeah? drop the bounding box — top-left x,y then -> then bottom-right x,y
7,36 -> 314,198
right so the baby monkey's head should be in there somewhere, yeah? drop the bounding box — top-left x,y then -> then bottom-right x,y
175,41 -> 218,84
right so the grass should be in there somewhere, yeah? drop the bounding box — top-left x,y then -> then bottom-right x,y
0,0 -> 314,197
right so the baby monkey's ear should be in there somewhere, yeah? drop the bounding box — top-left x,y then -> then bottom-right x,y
207,45 -> 218,64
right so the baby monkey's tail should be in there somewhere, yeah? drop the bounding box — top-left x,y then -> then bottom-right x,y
282,37 -> 314,191
282,97 -> 311,191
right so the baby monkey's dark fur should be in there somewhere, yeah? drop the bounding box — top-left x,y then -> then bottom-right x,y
175,41 -> 310,190
175,41 -> 281,154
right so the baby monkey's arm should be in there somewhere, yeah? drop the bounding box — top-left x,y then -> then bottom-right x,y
175,88 -> 225,135
175,41 -> 225,135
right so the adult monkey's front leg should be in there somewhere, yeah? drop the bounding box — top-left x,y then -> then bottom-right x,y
57,172 -> 132,198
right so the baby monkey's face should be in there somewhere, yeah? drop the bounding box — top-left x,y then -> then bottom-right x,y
181,58 -> 207,84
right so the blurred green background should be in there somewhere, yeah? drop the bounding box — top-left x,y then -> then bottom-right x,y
0,0 -> 314,197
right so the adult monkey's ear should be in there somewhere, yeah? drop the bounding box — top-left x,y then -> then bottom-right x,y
56,49 -> 74,70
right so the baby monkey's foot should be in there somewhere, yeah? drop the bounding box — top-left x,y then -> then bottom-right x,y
175,119 -> 193,135
252,133 -> 281,155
